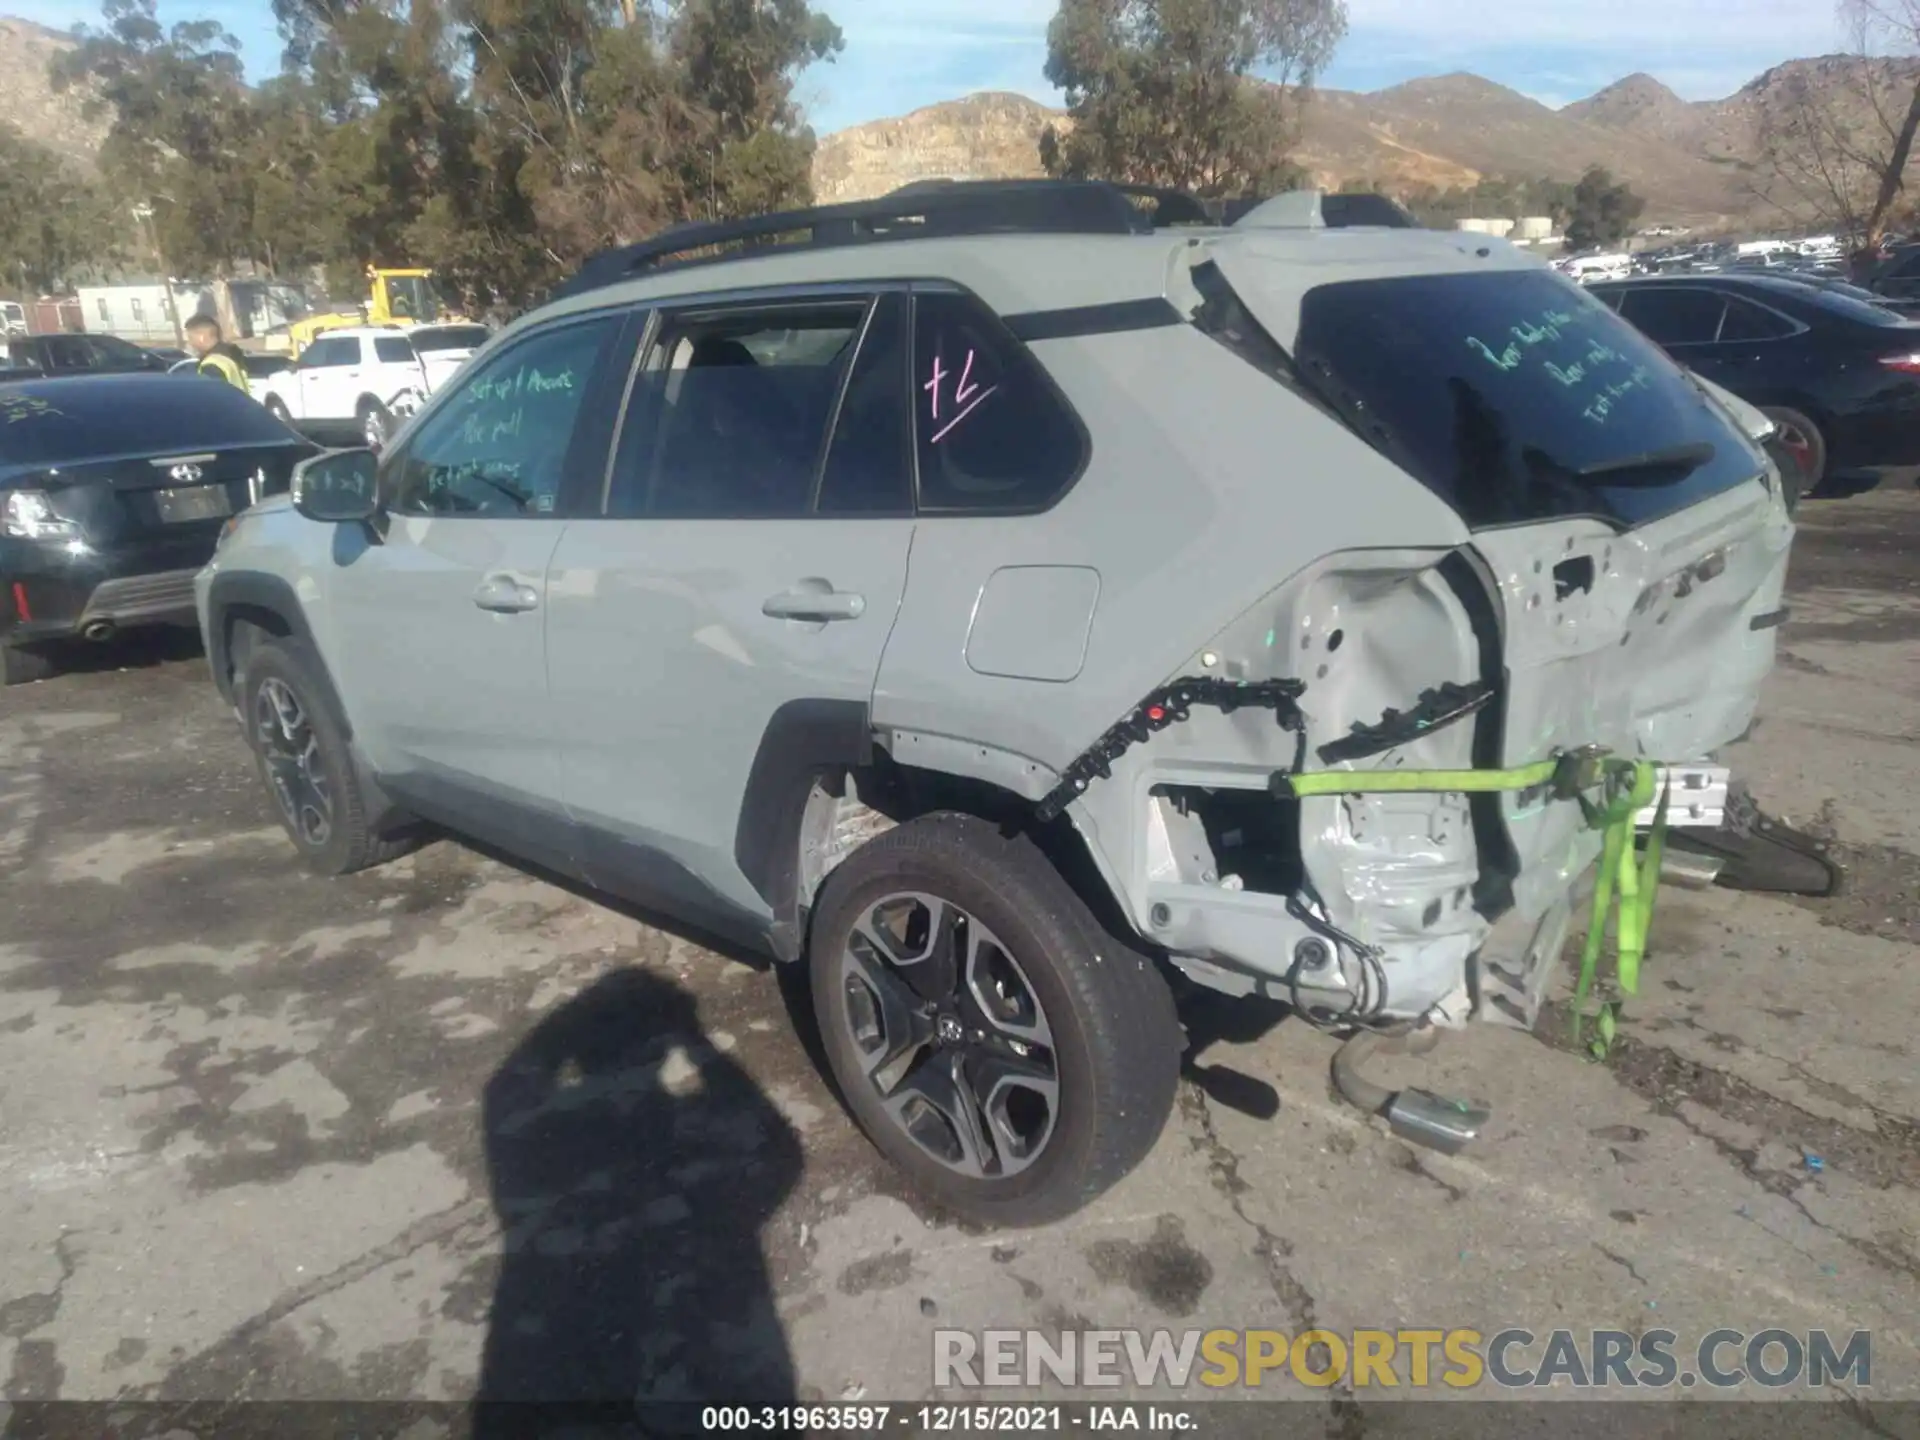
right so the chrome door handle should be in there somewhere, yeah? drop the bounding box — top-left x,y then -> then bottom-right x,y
473,575 -> 539,613
762,588 -> 865,622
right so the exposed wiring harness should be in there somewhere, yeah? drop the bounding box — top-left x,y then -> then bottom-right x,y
1034,675 -> 1306,824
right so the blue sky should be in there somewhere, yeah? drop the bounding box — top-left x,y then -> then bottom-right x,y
25,0 -> 1849,132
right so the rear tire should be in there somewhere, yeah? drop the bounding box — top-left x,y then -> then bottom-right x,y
1762,407 -> 1825,505
1,641 -> 56,686
808,812 -> 1181,1228
265,395 -> 292,425
240,637 -> 415,875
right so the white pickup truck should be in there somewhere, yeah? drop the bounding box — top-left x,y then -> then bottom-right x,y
259,323 -> 490,448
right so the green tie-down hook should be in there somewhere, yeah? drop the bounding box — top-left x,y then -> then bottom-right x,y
1283,754 -> 1671,1058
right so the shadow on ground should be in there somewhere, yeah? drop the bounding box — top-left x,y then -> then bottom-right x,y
474,967 -> 803,1434
18,624 -> 207,680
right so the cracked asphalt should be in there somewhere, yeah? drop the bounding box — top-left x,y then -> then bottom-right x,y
0,487 -> 1915,1421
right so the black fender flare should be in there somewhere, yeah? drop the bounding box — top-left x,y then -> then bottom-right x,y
203,570 -> 347,735
206,569 -> 415,833
733,698 -> 872,961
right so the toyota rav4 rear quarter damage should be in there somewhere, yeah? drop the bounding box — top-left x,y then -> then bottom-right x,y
876,229 -> 1793,1035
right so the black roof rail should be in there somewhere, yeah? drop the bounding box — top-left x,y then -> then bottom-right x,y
1218,191 -> 1419,229
551,179 -> 1200,300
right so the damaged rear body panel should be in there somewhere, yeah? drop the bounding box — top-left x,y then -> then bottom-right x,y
874,226 -> 1793,1032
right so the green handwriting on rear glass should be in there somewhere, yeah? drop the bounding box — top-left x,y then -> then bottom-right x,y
1464,307 -> 1578,370
1581,365 -> 1655,425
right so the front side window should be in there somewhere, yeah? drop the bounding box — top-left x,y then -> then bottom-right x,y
608,301 -> 866,519
96,299 -> 109,322
44,336 -> 91,369
911,290 -> 1086,512
818,293 -> 913,515
385,316 -> 620,518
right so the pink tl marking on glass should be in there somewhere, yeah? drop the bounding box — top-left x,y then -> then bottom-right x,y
954,349 -> 980,405
922,353 -> 947,420
930,386 -> 998,444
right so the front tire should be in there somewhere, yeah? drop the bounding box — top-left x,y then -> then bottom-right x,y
808,812 -> 1181,1227
265,395 -> 293,426
240,637 -> 414,875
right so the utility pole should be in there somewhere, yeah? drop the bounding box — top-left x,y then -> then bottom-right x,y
132,201 -> 185,347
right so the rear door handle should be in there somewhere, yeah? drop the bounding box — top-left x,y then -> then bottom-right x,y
473,574 -> 539,613
762,587 -> 865,622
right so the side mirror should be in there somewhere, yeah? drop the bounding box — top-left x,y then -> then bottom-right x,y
292,448 -> 381,524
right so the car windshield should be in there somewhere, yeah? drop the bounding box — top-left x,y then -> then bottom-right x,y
385,275 -> 442,323
0,377 -> 297,470
411,325 -> 489,353
1290,268 -> 1765,530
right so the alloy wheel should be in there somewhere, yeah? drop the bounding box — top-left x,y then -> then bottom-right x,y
254,676 -> 333,847
837,892 -> 1058,1179
363,407 -> 390,449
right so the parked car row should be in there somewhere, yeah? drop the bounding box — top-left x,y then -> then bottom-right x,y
1589,272 -> 1920,497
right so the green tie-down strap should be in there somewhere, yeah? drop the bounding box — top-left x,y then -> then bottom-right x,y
1284,757 -> 1671,1058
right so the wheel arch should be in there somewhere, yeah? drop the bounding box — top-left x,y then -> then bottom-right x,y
738,702 -> 1144,965
205,571 -> 342,731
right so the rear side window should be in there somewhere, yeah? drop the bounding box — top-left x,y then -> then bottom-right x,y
302,337 -> 352,367
1617,288 -> 1726,344
608,301 -> 866,519
1717,297 -> 1796,341
1290,268 -> 1764,530
911,291 -> 1086,512
374,336 -> 417,364
413,326 -> 491,352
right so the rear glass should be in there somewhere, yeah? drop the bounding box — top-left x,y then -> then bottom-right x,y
1291,269 -> 1765,530
0,376 -> 296,469
1790,285 -> 1915,328
412,326 -> 491,352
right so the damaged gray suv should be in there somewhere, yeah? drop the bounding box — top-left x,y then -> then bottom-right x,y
196,181 -> 1794,1226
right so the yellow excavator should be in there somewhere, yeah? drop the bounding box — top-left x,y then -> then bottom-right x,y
282,267 -> 465,356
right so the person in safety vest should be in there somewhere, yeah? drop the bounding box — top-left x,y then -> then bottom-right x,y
185,314 -> 249,391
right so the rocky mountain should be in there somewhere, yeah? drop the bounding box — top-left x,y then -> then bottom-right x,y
0,15 -> 107,168
816,57 -> 1920,229
813,92 -> 1069,204
2,6 -> 1903,232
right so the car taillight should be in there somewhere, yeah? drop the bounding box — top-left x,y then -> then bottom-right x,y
1877,352 -> 1920,373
